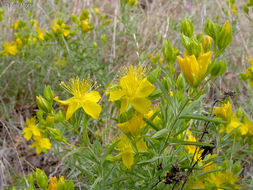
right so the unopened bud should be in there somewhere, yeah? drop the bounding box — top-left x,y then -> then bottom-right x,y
180,19 -> 194,37
204,19 -> 216,39
36,95 -> 51,113
43,86 -> 54,102
34,169 -> 48,189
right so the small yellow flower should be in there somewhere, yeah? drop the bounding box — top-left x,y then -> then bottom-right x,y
214,101 -> 233,121
177,50 -> 212,86
226,115 -> 246,134
54,77 -> 102,120
93,8 -> 99,15
107,65 -> 155,114
29,136 -> 52,155
184,130 -> 197,154
204,35 -> 212,49
56,58 -> 66,66
15,38 -> 23,47
244,116 -> 253,135
81,20 -> 92,33
0,41 -> 18,57
23,117 -> 41,140
208,169 -> 239,189
52,20 -> 70,37
36,27 -> 45,41
48,177 -> 57,190
117,135 -> 134,169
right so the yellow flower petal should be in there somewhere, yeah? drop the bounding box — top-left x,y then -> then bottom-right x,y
130,97 -> 151,114
244,117 -> 253,135
48,177 -> 57,190
122,152 -> 134,169
187,55 -> 200,79
23,128 -> 33,140
117,122 -> 130,134
66,100 -> 80,120
198,51 -> 212,76
109,89 -> 125,101
81,100 -> 102,120
84,91 -> 101,103
135,78 -> 155,98
41,138 -> 52,150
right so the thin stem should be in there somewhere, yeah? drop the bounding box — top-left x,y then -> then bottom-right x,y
160,98 -> 189,155
83,116 -> 90,147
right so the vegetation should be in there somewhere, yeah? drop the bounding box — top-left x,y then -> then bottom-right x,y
0,0 -> 252,189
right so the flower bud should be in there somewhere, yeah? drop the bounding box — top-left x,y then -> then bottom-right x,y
176,74 -> 184,90
162,40 -> 177,64
36,95 -> 51,113
43,86 -> 54,102
217,20 -> 232,50
211,60 -> 227,77
34,168 -> 48,189
204,19 -> 216,39
47,128 -> 65,142
71,13 -> 79,24
204,35 -> 212,50
80,10 -> 89,21
180,19 -> 194,37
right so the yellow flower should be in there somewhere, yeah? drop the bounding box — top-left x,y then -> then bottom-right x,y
223,20 -> 232,36
93,8 -> 99,15
29,136 -> 52,155
107,65 -> 155,114
36,27 -> 45,41
81,20 -> 92,32
54,77 -> 102,120
177,51 -> 213,85
244,117 -> 253,135
117,135 -> 134,169
15,38 -> 23,47
184,130 -> 197,154
48,177 -> 57,190
169,90 -> 173,97
208,169 -> 239,189
1,41 -> 18,57
117,113 -> 144,136
52,20 -> 70,37
23,117 -> 41,140
56,58 -> 66,66
177,50 -> 212,86
214,101 -> 233,121
226,115 -> 246,134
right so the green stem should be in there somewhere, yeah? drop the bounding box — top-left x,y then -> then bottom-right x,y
83,116 -> 90,147
159,97 -> 189,154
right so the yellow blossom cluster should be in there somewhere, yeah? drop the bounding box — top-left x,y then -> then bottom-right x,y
23,117 -> 51,154
214,101 -> 253,135
192,163 -> 240,189
107,65 -> 156,168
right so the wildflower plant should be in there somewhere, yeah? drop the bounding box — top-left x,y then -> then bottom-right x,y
2,5 -> 251,189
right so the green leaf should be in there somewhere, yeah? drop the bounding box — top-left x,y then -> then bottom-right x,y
152,128 -> 169,139
179,114 -> 227,124
137,156 -> 161,165
143,117 -> 160,131
169,139 -> 215,147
